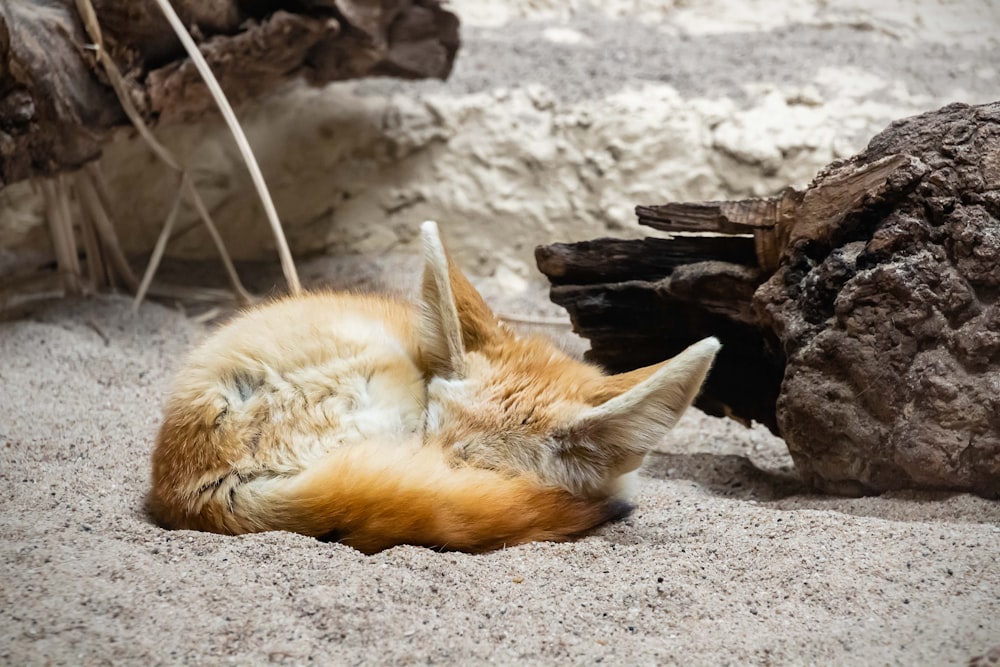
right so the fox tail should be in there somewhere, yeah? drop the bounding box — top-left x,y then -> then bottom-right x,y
154,442 -> 630,554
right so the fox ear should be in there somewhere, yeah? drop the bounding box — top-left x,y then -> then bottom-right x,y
420,221 -> 468,378
567,338 -> 722,456
419,221 -> 502,378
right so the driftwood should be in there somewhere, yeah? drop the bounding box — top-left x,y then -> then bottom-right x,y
538,101 -> 1000,497
537,236 -> 782,433
0,0 -> 459,187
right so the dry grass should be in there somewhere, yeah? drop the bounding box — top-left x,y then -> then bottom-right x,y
2,0 -> 302,316
150,0 -> 301,297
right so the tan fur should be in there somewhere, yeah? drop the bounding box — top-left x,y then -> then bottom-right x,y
150,221 -> 720,553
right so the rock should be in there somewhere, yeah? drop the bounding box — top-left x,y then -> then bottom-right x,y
538,101 -> 1000,497
754,102 -> 1000,496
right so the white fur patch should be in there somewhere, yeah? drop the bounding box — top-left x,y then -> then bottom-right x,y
424,376 -> 475,434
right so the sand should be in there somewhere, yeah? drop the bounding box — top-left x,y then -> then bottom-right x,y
2,253 -> 999,665
3,0 -> 1000,664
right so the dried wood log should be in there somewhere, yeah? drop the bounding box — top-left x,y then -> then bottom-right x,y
538,101 -> 1000,497
0,0 -> 459,187
537,236 -> 757,285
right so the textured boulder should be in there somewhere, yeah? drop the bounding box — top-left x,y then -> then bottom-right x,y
539,101 -> 1000,497
754,102 -> 1000,496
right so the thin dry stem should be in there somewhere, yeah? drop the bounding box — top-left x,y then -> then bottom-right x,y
147,284 -> 238,303
78,194 -> 108,290
133,186 -> 185,312
97,164 -> 250,304
0,272 -> 67,315
40,179 -> 82,295
76,169 -> 139,292
74,0 -> 256,307
497,313 -> 573,327
180,174 -> 253,304
192,307 -> 224,324
75,0 -> 181,171
151,0 -> 302,296
55,176 -> 83,280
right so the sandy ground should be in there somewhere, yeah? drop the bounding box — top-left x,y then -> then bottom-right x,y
2,254 -> 999,665
3,0 -> 1000,665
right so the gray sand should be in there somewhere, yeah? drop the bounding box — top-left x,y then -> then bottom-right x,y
367,16 -> 993,108
2,271 -> 998,664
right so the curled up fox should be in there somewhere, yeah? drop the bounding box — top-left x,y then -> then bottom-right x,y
150,221 -> 720,554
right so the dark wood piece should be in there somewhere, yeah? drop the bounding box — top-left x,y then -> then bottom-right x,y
536,236 -> 757,286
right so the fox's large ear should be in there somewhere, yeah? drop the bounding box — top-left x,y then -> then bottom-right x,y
420,221 -> 502,377
420,221 -> 467,378
567,337 -> 722,456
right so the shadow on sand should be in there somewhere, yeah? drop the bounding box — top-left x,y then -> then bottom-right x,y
641,451 -> 1000,526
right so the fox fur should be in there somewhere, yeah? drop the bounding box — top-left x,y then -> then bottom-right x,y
149,221 -> 720,554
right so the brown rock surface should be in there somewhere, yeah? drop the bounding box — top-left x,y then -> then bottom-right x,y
754,102 -> 1000,496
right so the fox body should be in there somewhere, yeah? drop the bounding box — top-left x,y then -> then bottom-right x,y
150,222 -> 720,553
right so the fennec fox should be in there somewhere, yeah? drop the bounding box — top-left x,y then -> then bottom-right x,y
150,221 -> 720,554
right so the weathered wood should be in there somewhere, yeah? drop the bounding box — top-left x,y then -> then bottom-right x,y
0,0 -> 459,187
535,236 -> 757,286
637,189 -> 803,273
539,101 -> 1000,498
663,261 -> 761,325
637,196 -> 786,233
540,238 -> 781,429
549,276 -> 783,432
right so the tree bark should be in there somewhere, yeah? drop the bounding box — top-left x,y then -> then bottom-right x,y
0,0 -> 459,188
538,101 -> 1000,497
